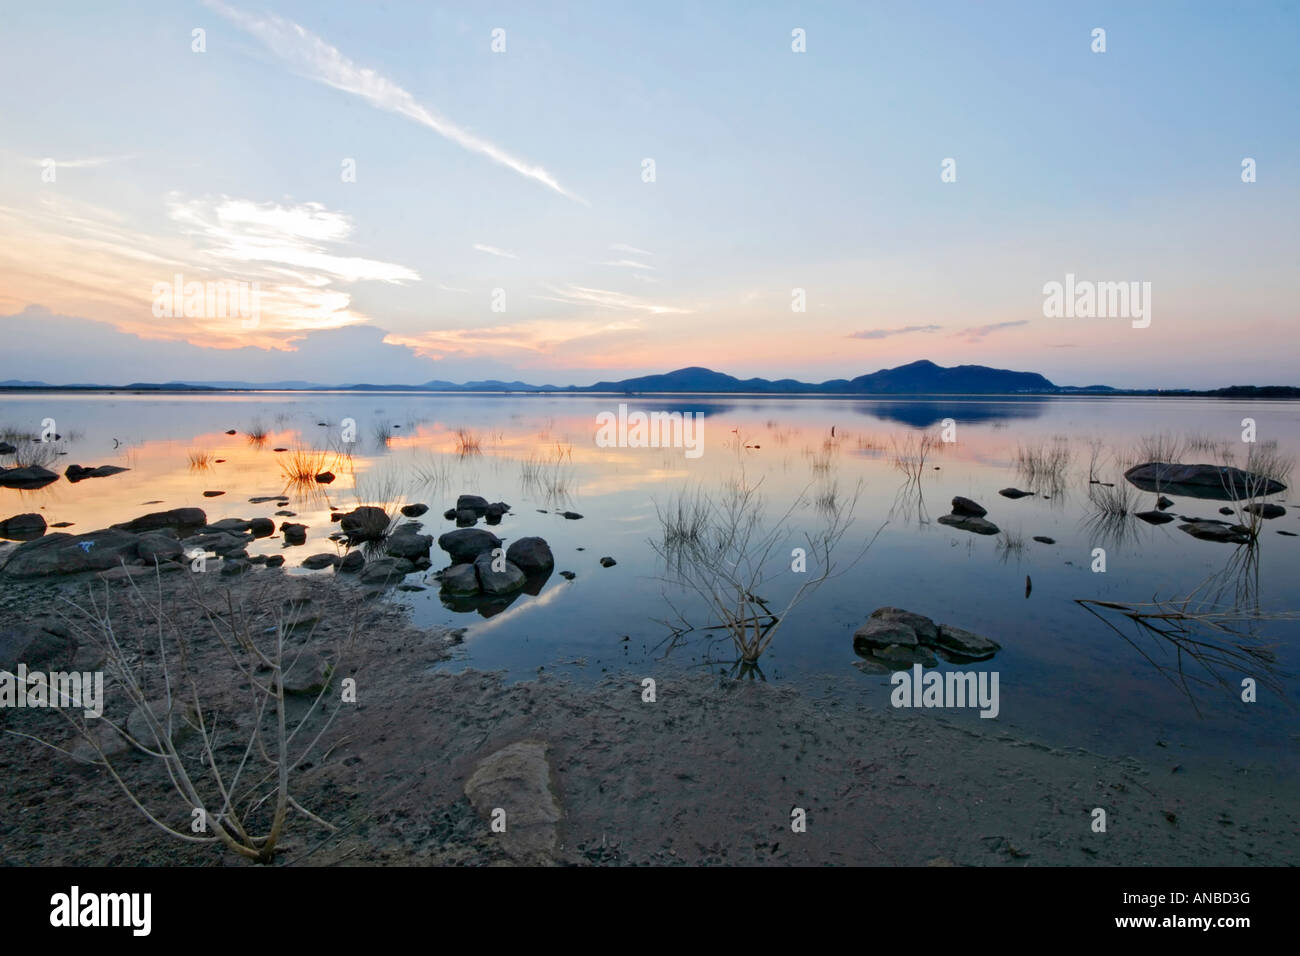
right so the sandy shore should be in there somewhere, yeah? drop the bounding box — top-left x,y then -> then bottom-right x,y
1,566 -> 1295,866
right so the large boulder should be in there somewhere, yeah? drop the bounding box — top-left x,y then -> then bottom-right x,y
506,536 -> 554,574
868,607 -> 939,644
1124,462 -> 1286,501
113,508 -> 206,533
1,529 -> 143,577
464,740 -> 562,865
437,528 -> 501,564
385,524 -> 433,560
474,552 -> 526,595
339,507 -> 390,541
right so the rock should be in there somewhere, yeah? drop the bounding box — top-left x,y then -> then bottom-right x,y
1135,510 -> 1175,525
506,536 -> 554,573
181,530 -> 251,556
100,562 -> 182,582
474,552 -> 526,594
339,507 -> 390,541
224,429 -> 236,435
464,740 -> 562,865
561,511 -> 584,520
437,528 -> 501,564
558,570 -> 576,580
64,464 -> 129,482
486,501 -> 510,519
127,699 -> 197,748
385,525 -> 433,560
998,488 -> 1033,499
951,496 -> 987,518
440,563 -> 479,594
1124,462 -> 1286,500
207,517 -> 252,532
315,472 -> 335,484
136,532 -> 183,563
1280,530 -> 1298,537
113,508 -> 206,533
279,652 -> 331,696
264,554 -> 285,568
1178,520 -> 1252,544
247,517 -> 275,537
219,558 -> 251,576
456,494 -> 490,516
853,619 -> 919,650
249,496 -> 283,504
0,513 -> 47,541
455,509 -> 478,526
360,557 -> 408,585
868,606 -> 940,644
2,528 -> 143,577
68,722 -> 130,764
280,522 -> 308,545
401,503 -> 428,517
599,556 -> 617,567
203,490 -> 225,498
871,643 -> 938,667
1219,507 -> 1234,515
337,550 -> 364,573
1032,536 -> 1055,544
0,442 -> 15,455
1157,495 -> 1174,510
934,624 -> 1001,661
280,597 -> 320,631
301,553 -> 341,570
1244,503 -> 1286,519
0,617 -> 77,672
937,514 -> 1000,535
0,465 -> 59,489
274,510 -> 296,517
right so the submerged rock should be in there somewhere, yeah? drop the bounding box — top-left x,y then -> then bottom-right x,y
933,624 -> 1001,661
1178,520 -> 1251,544
1125,462 -> 1286,500
937,514 -> 1000,535
1135,510 -> 1175,525
0,465 -> 59,489
853,607 -> 1000,666
1244,503 -> 1286,519
998,488 -> 1033,499
456,494 -> 490,516
64,464 -> 129,482
401,503 -> 429,517
599,556 -> 617,567
0,513 -> 47,541
868,606 -> 939,643
852,619 -> 919,650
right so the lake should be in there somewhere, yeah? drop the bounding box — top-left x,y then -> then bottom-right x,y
2,391 -> 1297,774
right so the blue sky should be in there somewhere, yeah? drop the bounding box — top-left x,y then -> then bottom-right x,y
0,0 -> 1297,387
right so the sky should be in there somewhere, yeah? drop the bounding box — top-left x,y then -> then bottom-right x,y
0,0 -> 1297,389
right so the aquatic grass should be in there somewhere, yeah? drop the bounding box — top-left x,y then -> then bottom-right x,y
519,443 -> 574,502
13,440 -> 62,469
1015,438 -> 1071,494
1087,478 -> 1140,516
1137,432 -> 1184,465
892,432 -> 937,484
187,449 -> 214,471
453,427 -> 482,457
995,528 -> 1027,563
246,420 -> 269,447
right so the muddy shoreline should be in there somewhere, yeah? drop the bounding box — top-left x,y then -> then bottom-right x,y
1,566 -> 1296,866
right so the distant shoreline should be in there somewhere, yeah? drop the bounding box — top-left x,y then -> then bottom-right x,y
2,386 -> 1298,399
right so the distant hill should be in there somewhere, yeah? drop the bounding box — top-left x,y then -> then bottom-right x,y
586,360 -> 1067,394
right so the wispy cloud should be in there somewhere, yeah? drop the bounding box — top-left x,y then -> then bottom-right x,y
597,258 -> 655,270
204,0 -> 585,203
472,243 -> 518,260
611,243 -> 652,256
848,324 -> 942,340
535,284 -> 689,315
27,155 -> 137,169
388,316 -> 641,359
951,320 -> 1029,342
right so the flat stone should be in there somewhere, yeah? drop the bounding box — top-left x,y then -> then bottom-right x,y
464,740 -> 562,865
937,514 -> 1000,535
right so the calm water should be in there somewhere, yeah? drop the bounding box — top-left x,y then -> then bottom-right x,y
2,392 -> 1298,772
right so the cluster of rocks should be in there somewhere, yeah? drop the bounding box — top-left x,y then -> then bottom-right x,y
937,496 -> 1000,535
853,607 -> 1001,669
435,530 -> 553,598
442,494 -> 511,527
